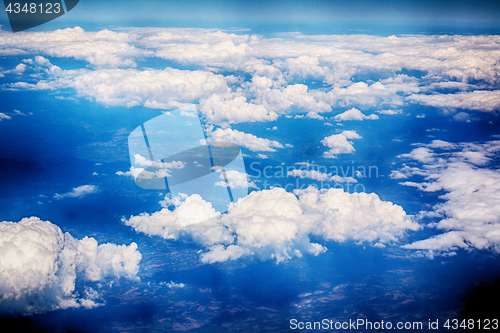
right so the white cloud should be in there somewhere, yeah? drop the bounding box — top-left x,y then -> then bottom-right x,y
331,82 -> 402,108
200,245 -> 249,264
452,112 -> 470,122
54,185 -> 97,199
321,130 -> 362,158
12,63 -> 26,73
207,127 -> 284,152
398,147 -> 434,163
215,169 -> 257,189
0,217 -> 141,315
54,67 -> 230,110
0,27 -> 145,66
378,109 -> 402,115
340,130 -> 362,139
394,140 -> 500,256
296,187 -> 419,244
0,113 -> 12,121
180,110 -> 197,117
425,140 -> 457,150
334,108 -> 379,121
122,206 -> 181,240
116,167 -> 143,179
306,111 -> 325,120
200,92 -> 279,125
164,281 -> 186,289
123,154 -> 186,179
123,186 -> 419,264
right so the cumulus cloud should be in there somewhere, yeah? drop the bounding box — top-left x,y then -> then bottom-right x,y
394,140 -> 500,256
122,205 -> 181,240
54,185 -> 97,199
334,108 -> 379,121
0,217 -> 141,315
207,127 -> 284,152
321,130 -> 362,158
122,186 -> 419,263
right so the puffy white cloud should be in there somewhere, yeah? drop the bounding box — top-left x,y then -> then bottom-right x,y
296,187 -> 419,244
54,185 -> 97,199
0,217 -> 141,315
207,127 -> 284,152
330,82 -> 403,108
395,140 -> 500,256
334,108 -> 379,121
122,187 -> 419,263
306,111 -> 324,120
321,130 -> 362,158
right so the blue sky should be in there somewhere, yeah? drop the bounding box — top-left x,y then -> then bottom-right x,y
1,0 -> 500,331
1,0 -> 500,33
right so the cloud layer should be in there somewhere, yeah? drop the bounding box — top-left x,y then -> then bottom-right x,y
3,28 -> 500,126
